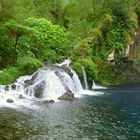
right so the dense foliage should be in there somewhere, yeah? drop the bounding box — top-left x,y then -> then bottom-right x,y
0,0 -> 140,86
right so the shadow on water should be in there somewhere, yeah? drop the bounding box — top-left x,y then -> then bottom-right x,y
0,87 -> 140,140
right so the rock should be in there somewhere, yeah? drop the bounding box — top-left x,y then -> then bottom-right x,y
58,91 -> 74,101
11,84 -> 16,90
26,80 -> 46,98
62,66 -> 73,77
55,66 -> 73,77
7,99 -> 14,103
19,94 -> 25,99
24,72 -> 38,88
34,83 -> 45,98
42,100 -> 55,104
5,85 -> 9,91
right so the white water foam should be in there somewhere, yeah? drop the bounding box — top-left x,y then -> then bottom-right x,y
75,90 -> 104,98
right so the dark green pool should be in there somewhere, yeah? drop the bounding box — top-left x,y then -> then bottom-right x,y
0,88 -> 140,140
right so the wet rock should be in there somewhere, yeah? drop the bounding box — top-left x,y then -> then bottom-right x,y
34,88 -> 43,98
7,99 -> 14,103
33,81 -> 46,98
24,79 -> 34,88
19,94 -> 25,99
58,91 -> 74,101
24,72 -> 38,88
11,84 -> 16,90
55,66 -> 73,77
62,66 -> 73,77
5,85 -> 9,91
42,100 -> 55,104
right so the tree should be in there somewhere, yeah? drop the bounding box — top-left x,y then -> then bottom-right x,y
19,18 -> 69,63
5,21 -> 34,63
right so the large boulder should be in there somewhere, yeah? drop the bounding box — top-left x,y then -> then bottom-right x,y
58,90 -> 74,101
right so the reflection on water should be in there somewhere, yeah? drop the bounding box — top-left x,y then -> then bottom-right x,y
0,88 -> 140,140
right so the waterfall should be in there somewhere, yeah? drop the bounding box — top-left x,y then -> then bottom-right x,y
92,80 -> 106,90
0,59 -> 106,108
81,66 -> 88,90
0,59 -> 84,107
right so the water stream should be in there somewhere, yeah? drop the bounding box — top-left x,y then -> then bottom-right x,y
0,59 -> 85,108
0,60 -> 140,140
0,88 -> 140,140
81,66 -> 88,90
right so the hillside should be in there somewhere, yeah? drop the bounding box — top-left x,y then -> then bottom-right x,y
0,0 -> 140,87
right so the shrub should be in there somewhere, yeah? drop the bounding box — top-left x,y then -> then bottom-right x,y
0,67 -> 20,85
19,18 -> 69,62
17,56 -> 44,75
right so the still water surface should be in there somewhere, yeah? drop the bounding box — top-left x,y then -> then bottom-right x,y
0,88 -> 140,140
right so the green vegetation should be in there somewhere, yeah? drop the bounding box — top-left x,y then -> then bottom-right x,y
0,0 -> 140,86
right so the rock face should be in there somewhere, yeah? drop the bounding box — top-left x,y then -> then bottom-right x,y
7,99 -> 14,103
58,91 -> 74,101
121,61 -> 140,85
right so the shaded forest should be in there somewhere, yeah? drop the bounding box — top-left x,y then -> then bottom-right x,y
0,0 -> 140,86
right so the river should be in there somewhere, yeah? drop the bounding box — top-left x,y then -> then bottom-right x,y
0,88 -> 140,140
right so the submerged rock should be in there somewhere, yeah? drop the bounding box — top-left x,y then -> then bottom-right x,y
58,91 -> 74,101
7,99 -> 14,103
42,100 -> 55,104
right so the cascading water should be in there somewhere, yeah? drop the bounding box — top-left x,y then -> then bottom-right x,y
0,59 -> 84,108
81,66 -> 88,90
92,80 -> 106,90
0,59 -> 105,108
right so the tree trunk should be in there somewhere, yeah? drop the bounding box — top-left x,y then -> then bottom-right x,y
12,36 -> 19,64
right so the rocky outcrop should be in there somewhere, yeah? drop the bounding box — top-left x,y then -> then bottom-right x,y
121,61 -> 140,85
128,27 -> 140,60
24,66 -> 76,100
